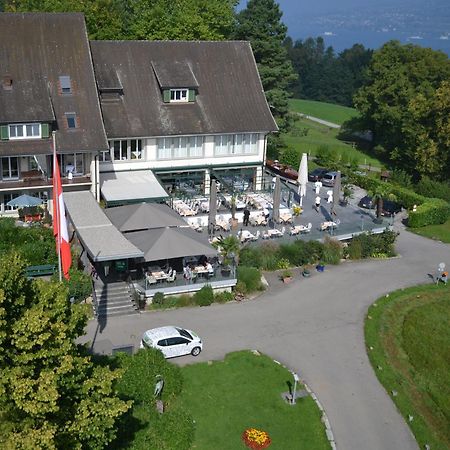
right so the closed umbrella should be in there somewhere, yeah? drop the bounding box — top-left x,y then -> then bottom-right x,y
272,176 -> 281,224
6,194 -> 43,208
331,171 -> 341,217
297,153 -> 308,206
208,179 -> 217,235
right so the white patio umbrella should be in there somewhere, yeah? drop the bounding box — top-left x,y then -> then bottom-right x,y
6,194 -> 43,208
297,153 -> 308,206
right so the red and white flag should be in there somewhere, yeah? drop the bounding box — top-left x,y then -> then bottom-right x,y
52,146 -> 71,280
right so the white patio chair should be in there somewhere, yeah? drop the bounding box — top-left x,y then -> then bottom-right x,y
166,270 -> 176,283
280,226 -> 286,236
304,223 -> 312,233
252,230 -> 260,241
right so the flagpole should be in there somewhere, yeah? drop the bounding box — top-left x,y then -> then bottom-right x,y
53,131 -> 62,282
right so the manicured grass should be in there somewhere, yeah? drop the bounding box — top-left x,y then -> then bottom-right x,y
179,351 -> 329,450
365,284 -> 450,450
288,99 -> 359,125
283,115 -> 381,168
409,218 -> 450,243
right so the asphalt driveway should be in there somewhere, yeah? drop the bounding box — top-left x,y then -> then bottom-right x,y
82,220 -> 449,450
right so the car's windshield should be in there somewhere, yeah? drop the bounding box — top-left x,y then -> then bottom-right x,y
177,328 -> 193,340
324,174 -> 333,180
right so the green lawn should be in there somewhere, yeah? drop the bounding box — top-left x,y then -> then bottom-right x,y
179,351 -> 329,450
409,218 -> 450,243
288,99 -> 359,125
365,284 -> 450,450
282,115 -> 381,168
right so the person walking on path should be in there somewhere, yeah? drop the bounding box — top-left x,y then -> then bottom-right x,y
314,180 -> 322,194
314,195 -> 321,212
243,205 -> 250,226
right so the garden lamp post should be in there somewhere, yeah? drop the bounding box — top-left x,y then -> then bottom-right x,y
291,372 -> 299,405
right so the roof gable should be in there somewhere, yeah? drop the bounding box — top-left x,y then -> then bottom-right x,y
0,12 -> 108,152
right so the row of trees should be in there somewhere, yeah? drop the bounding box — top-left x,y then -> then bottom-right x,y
352,41 -> 450,181
285,37 -> 373,107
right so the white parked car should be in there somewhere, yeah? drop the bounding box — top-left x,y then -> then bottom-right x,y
140,326 -> 203,358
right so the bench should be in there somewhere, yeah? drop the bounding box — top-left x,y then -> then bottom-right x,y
25,264 -> 56,278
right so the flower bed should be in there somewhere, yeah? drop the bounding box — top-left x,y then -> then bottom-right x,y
242,428 -> 272,449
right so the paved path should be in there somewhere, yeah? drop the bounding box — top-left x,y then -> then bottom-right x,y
82,219 -> 449,450
296,112 -> 341,129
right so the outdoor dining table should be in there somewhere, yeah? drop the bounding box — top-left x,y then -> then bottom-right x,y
193,266 -> 209,277
250,214 -> 267,226
320,221 -> 338,231
215,219 -> 230,231
151,270 -> 168,282
267,228 -> 283,238
239,229 -> 256,243
279,212 -> 293,224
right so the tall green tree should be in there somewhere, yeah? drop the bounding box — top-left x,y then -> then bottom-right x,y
234,0 -> 297,150
125,0 -> 237,40
5,0 -> 237,40
0,253 -> 130,449
5,0 -> 126,39
353,40 -> 450,179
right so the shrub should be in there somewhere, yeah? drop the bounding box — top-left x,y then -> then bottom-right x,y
346,230 -> 398,259
53,268 -> 92,302
276,258 -> 290,270
322,237 -> 343,265
214,291 -> 234,303
346,238 -> 362,259
237,266 -> 263,293
304,240 -> 325,263
409,199 -> 450,228
235,281 -> 247,295
193,285 -> 214,306
415,177 -> 450,202
153,292 -> 165,306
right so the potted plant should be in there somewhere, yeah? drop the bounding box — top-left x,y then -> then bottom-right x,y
281,269 -> 293,283
341,184 -> 353,206
214,235 -> 240,276
302,267 -> 311,278
316,262 -> 325,272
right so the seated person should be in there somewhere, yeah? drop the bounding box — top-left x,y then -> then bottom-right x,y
198,255 -> 208,266
206,261 -> 214,274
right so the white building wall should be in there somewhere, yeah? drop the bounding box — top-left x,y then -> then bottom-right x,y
98,133 -> 267,173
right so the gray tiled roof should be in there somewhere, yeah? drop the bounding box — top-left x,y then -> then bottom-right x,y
0,13 -> 108,153
90,40 -> 278,138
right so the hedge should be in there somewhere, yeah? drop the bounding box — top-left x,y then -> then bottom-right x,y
408,199 -> 450,228
351,174 -> 450,228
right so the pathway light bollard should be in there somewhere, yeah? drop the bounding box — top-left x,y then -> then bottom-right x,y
360,214 -> 364,231
291,372 -> 299,405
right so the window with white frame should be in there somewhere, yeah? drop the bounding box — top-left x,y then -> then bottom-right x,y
157,136 -> 204,160
1,156 -> 19,179
106,140 -> 143,162
3,193 -> 19,211
61,153 -> 84,176
214,133 -> 258,156
170,89 -> 188,102
9,123 -> 41,140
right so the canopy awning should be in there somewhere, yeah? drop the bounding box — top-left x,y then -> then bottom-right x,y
64,191 -> 144,262
126,227 -> 217,262
105,202 -> 187,232
101,170 -> 169,206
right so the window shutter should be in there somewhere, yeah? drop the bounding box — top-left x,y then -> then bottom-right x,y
188,89 -> 195,102
41,123 -> 49,138
163,90 -> 171,103
0,125 -> 9,140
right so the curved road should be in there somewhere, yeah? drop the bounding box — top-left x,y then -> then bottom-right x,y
84,221 -> 449,450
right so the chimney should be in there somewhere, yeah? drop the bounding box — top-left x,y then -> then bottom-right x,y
2,75 -> 13,91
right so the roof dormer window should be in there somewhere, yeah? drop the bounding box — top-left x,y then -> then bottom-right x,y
59,75 -> 72,94
170,89 -> 188,103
